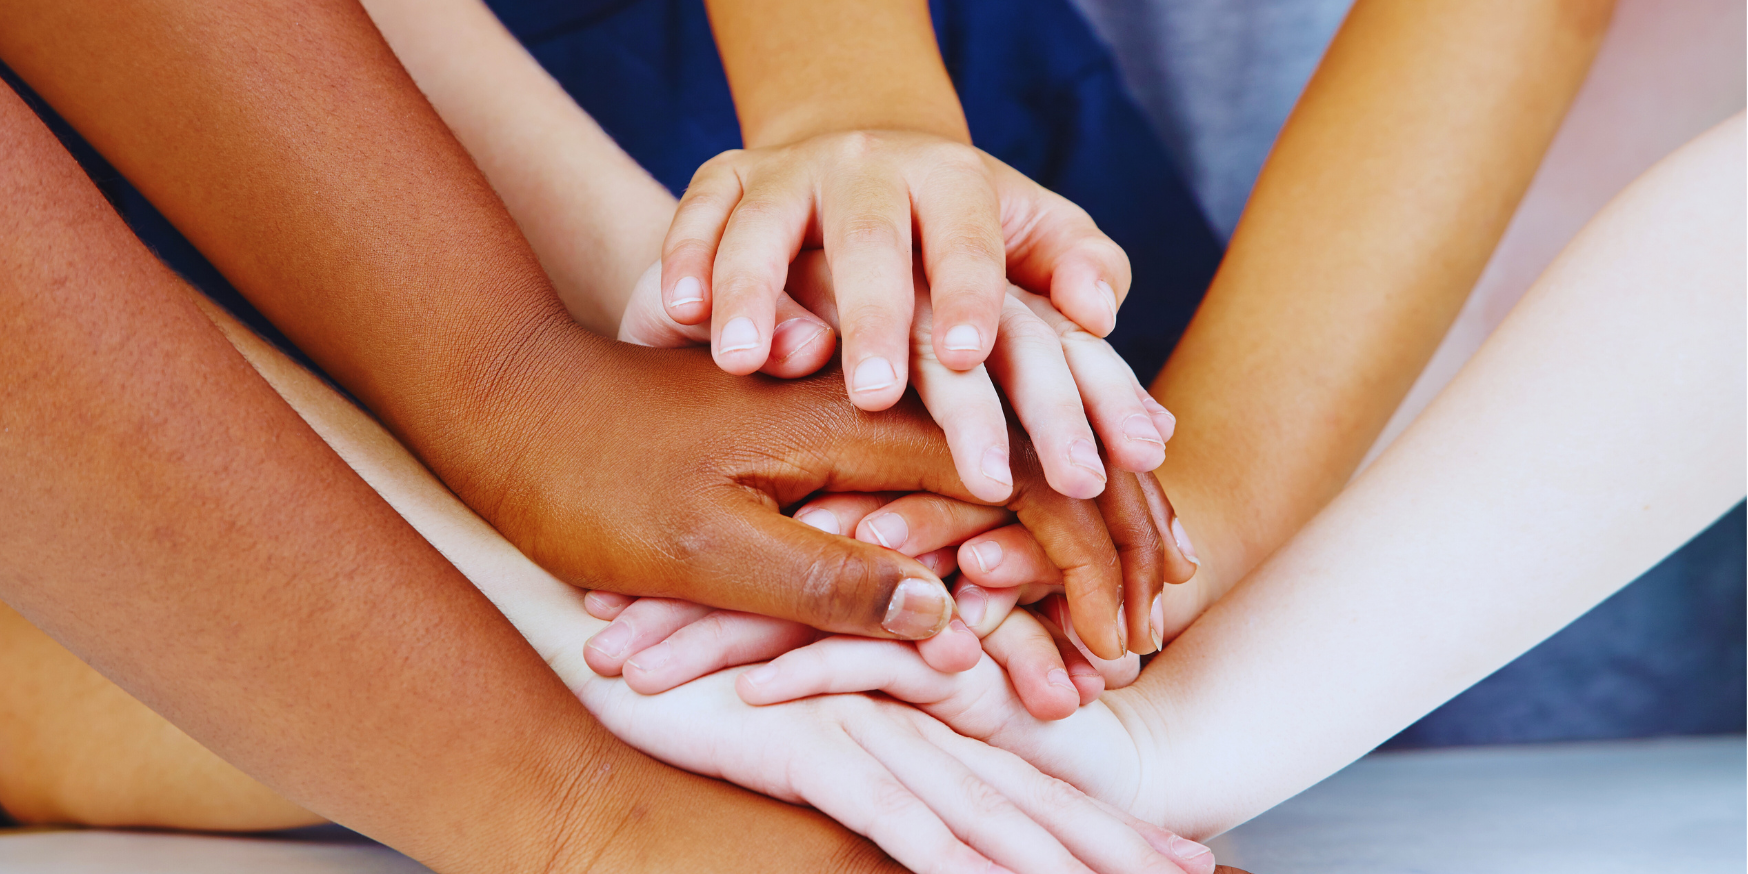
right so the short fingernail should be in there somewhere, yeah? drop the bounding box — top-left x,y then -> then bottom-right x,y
1116,602 -> 1128,653
1046,668 -> 1076,690
1150,593 -> 1165,651
626,641 -> 671,673
770,318 -> 827,362
719,316 -> 761,353
882,578 -> 952,638
956,584 -> 989,627
669,275 -> 704,306
863,513 -> 910,551
968,539 -> 1004,574
586,621 -> 635,659
1096,279 -> 1117,319
981,446 -> 1012,487
852,356 -> 897,393
1067,439 -> 1106,481
1168,834 -> 1212,862
796,508 -> 840,535
1171,517 -> 1200,566
1123,413 -> 1164,447
742,663 -> 777,686
942,324 -> 981,352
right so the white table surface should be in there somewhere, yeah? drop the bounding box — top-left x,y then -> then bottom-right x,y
2,735 -> 1740,873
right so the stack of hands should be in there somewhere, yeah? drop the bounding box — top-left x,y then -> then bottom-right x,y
519,137 -> 1212,874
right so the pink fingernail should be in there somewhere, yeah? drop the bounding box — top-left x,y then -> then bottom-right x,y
1171,517 -> 1200,566
981,446 -> 1012,487
956,585 -> 989,627
669,276 -> 703,306
942,324 -> 981,352
852,356 -> 896,393
1150,593 -> 1165,651
863,513 -> 909,551
626,641 -> 672,673
1169,834 -> 1212,861
742,663 -> 777,686
1046,668 -> 1076,690
770,318 -> 828,362
587,622 -> 635,659
796,508 -> 840,535
968,540 -> 1004,574
1096,279 -> 1116,319
1067,439 -> 1106,482
1123,413 -> 1164,446
719,316 -> 760,353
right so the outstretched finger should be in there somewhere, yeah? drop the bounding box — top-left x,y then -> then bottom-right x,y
583,597 -> 713,677
910,286 -> 1015,501
911,153 -> 1006,371
986,297 -> 1106,499
989,157 -> 1132,337
710,166 -> 813,374
621,610 -> 820,694
980,606 -> 1082,720
853,492 -> 1014,557
661,155 -> 743,325
821,168 -> 917,411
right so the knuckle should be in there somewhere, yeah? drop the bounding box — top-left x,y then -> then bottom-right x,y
1036,774 -> 1087,811
959,773 -> 1016,818
838,213 -> 905,249
729,196 -> 790,226
795,548 -> 889,631
868,777 -> 921,818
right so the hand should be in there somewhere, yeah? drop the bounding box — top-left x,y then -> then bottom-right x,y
457,323 -> 1172,657
579,491 -> 1161,718
625,250 -> 1176,501
654,131 -> 1133,404
476,535 -> 1212,874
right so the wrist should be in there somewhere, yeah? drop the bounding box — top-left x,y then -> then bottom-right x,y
745,101 -> 971,149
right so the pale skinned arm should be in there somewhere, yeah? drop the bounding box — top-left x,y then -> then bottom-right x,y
1150,0 -> 1616,636
357,0 -> 674,335
743,115 -> 1747,840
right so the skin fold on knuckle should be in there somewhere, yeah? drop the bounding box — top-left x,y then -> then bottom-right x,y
793,545 -> 904,634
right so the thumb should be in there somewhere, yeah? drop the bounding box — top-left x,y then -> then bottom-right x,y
620,260 -> 709,347
704,490 -> 956,640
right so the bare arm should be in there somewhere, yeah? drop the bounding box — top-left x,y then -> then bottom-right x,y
1151,0 -> 1616,632
360,0 -> 675,334
1126,114 -> 1745,837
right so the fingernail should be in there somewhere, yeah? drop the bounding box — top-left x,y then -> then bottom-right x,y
852,356 -> 897,393
882,578 -> 952,638
770,318 -> 827,362
989,866 -> 1018,874
1046,668 -> 1076,690
1171,517 -> 1200,566
796,508 -> 840,535
586,622 -> 635,659
1116,602 -> 1128,653
669,276 -> 703,306
626,641 -> 671,673
956,585 -> 989,627
981,446 -> 1012,486
968,539 -> 1004,574
719,316 -> 760,353
1123,413 -> 1164,446
1067,439 -> 1106,482
1096,279 -> 1117,319
1168,834 -> 1212,861
863,513 -> 909,551
942,324 -> 981,352
1150,593 -> 1165,651
742,663 -> 777,686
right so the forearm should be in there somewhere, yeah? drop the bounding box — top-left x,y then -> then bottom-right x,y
1150,0 -> 1614,623
360,0 -> 676,334
1125,117 -> 1744,839
0,91 -> 619,871
705,0 -> 967,145
0,0 -> 585,505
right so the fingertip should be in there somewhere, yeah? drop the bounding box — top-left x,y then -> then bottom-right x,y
846,355 -> 905,410
1066,663 -> 1104,706
762,317 -> 834,377
917,619 -> 982,673
714,314 -> 772,374
583,590 -> 633,620
933,322 -> 992,372
1021,668 -> 1082,721
664,275 -> 711,325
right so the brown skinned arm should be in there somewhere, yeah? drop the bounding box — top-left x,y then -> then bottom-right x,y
0,85 -> 899,873
0,0 -> 1174,657
1149,0 -> 1615,633
705,0 -> 968,146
